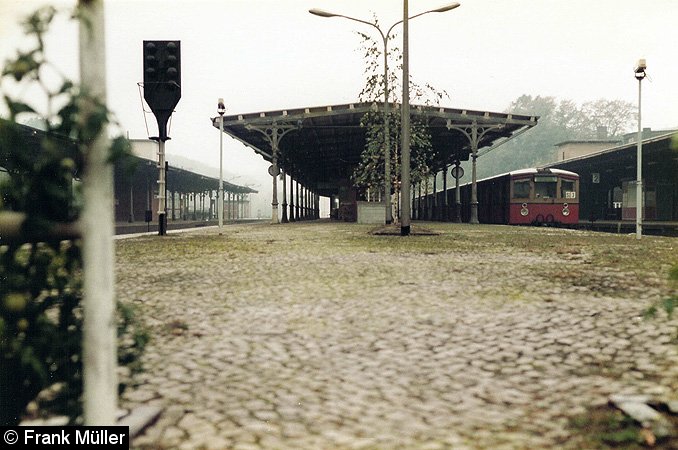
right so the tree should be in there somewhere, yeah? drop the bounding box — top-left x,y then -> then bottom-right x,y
351,27 -> 444,199
475,95 -> 636,179
582,98 -> 636,137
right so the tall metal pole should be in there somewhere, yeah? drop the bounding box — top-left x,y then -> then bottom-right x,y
454,161 -> 462,223
636,74 -> 643,240
633,60 -> 646,239
157,140 -> 167,234
383,35 -> 392,225
218,99 -> 225,230
218,115 -> 223,229
470,124 -> 479,224
401,0 -> 411,235
79,0 -> 117,425
271,128 -> 280,224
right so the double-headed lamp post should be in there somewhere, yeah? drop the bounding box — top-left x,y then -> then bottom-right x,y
217,98 -> 226,230
634,60 -> 646,240
310,3 -> 459,226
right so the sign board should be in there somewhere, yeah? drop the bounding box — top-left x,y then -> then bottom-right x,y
592,173 -> 600,184
268,165 -> 280,177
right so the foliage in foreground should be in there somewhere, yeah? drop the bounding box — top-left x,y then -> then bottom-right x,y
644,263 -> 678,319
569,405 -> 678,449
0,6 -> 141,425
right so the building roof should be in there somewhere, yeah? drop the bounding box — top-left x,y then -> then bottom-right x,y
545,131 -> 678,176
212,102 -> 538,197
554,140 -> 621,147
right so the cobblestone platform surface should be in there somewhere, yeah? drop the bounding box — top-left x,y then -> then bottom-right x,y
115,221 -> 678,449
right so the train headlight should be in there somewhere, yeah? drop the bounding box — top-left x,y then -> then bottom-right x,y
562,203 -> 570,216
520,202 -> 529,216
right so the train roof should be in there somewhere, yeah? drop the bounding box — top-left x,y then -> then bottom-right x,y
467,167 -> 578,186
509,168 -> 578,178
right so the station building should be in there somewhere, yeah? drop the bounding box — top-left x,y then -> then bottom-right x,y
546,129 -> 678,233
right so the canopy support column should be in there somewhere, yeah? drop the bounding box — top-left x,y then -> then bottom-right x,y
442,166 -> 448,221
289,176 -> 295,222
447,120 -> 503,224
246,122 -> 299,224
281,170 -> 289,223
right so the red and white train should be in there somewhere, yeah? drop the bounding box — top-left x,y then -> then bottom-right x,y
458,168 -> 580,225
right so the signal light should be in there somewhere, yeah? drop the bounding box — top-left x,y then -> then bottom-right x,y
142,40 -> 181,106
142,40 -> 181,141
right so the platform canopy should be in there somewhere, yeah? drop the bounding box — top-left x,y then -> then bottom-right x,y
211,102 -> 537,197
0,120 -> 257,195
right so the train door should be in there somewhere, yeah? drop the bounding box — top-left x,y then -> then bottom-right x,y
622,181 -> 657,220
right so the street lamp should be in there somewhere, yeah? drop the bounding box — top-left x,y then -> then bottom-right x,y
634,59 -> 647,240
310,3 -> 459,226
217,98 -> 226,231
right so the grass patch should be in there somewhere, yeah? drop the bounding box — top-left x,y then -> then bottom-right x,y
569,405 -> 678,449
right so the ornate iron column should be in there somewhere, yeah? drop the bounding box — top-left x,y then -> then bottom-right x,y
432,172 -> 438,221
295,181 -> 300,220
301,185 -> 308,220
442,165 -> 448,221
454,160 -> 462,223
230,191 -> 234,220
289,176 -> 295,222
281,170 -> 288,223
246,122 -> 299,224
447,120 -> 503,224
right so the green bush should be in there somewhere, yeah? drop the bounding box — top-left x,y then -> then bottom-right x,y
0,241 -> 83,425
0,5 -> 139,426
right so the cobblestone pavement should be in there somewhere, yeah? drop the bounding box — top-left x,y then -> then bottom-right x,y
116,221 -> 678,449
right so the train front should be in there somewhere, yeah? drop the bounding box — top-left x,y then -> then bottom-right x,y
508,169 -> 579,225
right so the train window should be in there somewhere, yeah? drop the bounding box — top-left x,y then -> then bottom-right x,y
512,179 -> 531,199
561,179 -> 576,199
534,176 -> 557,199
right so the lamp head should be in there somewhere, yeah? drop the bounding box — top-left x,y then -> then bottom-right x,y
217,98 -> 226,115
432,2 -> 461,13
634,59 -> 647,80
309,8 -> 337,18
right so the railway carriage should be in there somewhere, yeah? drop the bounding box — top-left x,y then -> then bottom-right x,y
460,168 -> 579,225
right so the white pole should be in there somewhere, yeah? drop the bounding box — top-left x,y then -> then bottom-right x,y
636,76 -> 642,240
158,140 -> 166,234
78,0 -> 117,425
219,113 -> 224,229
401,0 -> 411,235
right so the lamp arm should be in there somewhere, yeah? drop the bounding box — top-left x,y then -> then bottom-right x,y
385,10 -> 440,39
336,14 -> 386,41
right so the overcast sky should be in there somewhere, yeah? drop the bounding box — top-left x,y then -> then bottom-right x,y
1,0 -> 677,212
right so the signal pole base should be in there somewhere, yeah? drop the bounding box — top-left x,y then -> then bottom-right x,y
158,213 -> 167,236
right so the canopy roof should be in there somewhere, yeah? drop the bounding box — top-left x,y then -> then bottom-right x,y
212,102 -> 537,196
545,132 -> 678,178
0,120 -> 256,195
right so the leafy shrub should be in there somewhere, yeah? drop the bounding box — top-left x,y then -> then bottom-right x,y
0,6 -> 140,425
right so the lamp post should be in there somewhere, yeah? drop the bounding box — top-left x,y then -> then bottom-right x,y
217,98 -> 225,230
634,59 -> 646,240
310,3 -> 459,227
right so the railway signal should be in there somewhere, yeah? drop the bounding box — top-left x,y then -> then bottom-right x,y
143,40 -> 181,141
142,40 -> 181,235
